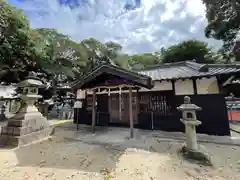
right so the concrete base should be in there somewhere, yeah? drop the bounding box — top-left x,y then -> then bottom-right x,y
180,145 -> 212,166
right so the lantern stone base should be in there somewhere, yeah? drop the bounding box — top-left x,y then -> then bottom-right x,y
0,103 -> 53,147
180,145 -> 212,166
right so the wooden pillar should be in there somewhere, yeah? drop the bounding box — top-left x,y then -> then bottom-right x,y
136,89 -> 140,123
193,78 -> 197,95
119,87 -> 122,121
92,89 -> 96,133
129,87 -> 134,138
108,88 -> 111,122
171,80 -> 176,95
9,99 -> 12,112
216,75 -> 223,94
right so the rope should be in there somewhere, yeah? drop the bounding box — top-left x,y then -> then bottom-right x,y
90,84 -> 140,90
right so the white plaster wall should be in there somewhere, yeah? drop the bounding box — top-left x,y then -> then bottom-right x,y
83,80 -> 193,95
85,81 -> 172,94
139,81 -> 172,92
196,77 -> 219,94
79,77 -> 220,96
175,79 -> 194,95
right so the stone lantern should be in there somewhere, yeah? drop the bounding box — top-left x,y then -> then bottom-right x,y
1,72 -> 52,147
17,72 -> 45,105
177,96 -> 202,151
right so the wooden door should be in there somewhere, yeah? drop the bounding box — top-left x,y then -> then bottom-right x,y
109,93 -> 138,124
109,94 -> 120,123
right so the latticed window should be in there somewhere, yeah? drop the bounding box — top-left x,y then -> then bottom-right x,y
139,91 -> 172,114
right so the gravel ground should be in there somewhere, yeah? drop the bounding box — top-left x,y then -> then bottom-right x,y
230,123 -> 240,134
0,128 -> 240,180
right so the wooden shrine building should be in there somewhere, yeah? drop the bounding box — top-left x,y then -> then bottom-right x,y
72,61 -> 240,136
72,63 -> 153,137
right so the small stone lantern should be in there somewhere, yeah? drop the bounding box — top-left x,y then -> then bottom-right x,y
177,96 -> 202,151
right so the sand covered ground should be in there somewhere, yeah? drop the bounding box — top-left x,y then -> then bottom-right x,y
0,128 -> 240,180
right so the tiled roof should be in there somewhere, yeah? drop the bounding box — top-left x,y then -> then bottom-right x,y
137,61 -> 240,80
72,63 -> 153,89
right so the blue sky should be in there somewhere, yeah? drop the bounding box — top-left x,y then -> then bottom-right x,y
7,0 -> 221,54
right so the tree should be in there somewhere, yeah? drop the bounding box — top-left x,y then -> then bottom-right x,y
159,40 -> 219,64
0,0 -> 90,85
202,0 -> 240,57
104,42 -> 122,60
80,38 -> 122,72
113,54 -> 131,69
0,0 -> 42,83
129,53 -> 160,69
34,28 -> 88,79
32,28 -> 93,99
80,38 -> 104,71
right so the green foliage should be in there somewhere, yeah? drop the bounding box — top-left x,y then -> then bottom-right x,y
202,0 -> 240,57
33,28 -> 85,78
113,54 -> 131,69
80,38 -> 106,71
0,0 -> 224,87
104,41 -> 122,59
130,53 -> 160,67
0,0 -> 40,82
159,40 -> 219,64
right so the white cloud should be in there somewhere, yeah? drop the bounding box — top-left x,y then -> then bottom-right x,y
9,0 -> 221,54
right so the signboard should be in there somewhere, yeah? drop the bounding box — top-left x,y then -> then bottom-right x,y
74,101 -> 83,108
77,90 -> 86,99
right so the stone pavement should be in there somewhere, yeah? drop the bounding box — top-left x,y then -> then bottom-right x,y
52,120 -> 240,147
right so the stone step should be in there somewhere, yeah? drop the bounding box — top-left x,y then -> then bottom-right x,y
7,116 -> 48,127
0,127 -> 53,147
1,125 -> 47,136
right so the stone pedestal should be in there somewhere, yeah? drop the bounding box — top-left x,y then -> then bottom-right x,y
180,119 -> 201,151
0,73 -> 52,147
0,105 -> 6,122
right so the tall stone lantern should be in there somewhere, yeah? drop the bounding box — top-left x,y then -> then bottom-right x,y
177,96 -> 202,151
18,72 -> 45,108
1,73 -> 52,147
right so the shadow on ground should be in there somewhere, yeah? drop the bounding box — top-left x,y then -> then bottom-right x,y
13,122 -> 182,174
